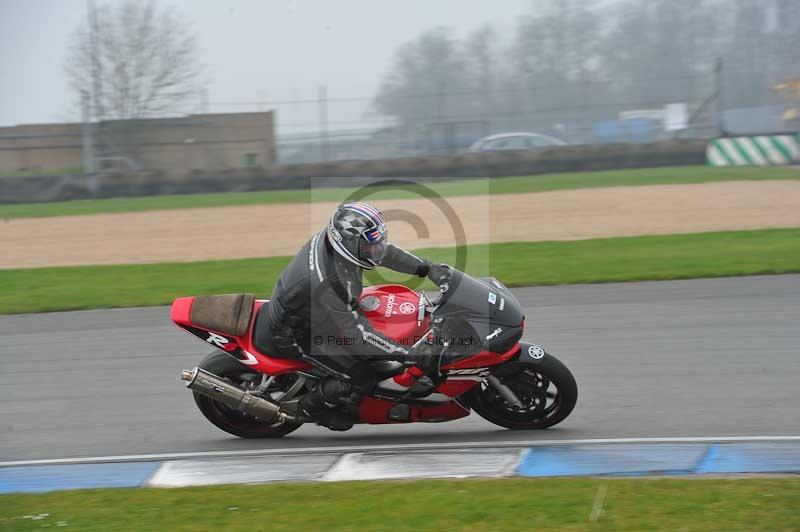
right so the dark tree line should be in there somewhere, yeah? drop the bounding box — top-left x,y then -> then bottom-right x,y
374,0 -> 800,141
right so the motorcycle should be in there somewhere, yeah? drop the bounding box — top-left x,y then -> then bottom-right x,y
174,268 -> 577,437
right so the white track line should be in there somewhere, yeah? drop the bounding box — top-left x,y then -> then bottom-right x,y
2,436 -> 800,468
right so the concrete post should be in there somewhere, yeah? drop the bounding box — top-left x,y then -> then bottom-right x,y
81,89 -> 96,193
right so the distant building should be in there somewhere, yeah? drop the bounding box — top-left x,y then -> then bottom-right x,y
0,111 -> 275,176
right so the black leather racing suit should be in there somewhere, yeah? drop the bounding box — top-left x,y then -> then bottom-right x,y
253,230 -> 432,389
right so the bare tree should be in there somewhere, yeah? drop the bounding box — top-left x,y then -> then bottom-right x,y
374,28 -> 467,128
371,0 -> 799,150
463,25 -> 498,125
66,0 -> 203,121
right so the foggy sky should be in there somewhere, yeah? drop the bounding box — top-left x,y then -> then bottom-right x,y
0,0 -> 531,129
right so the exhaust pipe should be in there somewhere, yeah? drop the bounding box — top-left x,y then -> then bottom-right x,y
181,367 -> 290,422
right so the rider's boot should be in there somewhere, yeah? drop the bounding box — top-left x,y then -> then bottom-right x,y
298,376 -> 356,431
314,407 -> 354,431
419,351 -> 441,379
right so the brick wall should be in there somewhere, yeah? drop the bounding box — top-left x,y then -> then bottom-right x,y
0,111 -> 275,175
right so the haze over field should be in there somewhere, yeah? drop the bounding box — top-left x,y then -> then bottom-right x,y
2,0 -> 797,140
0,0 -> 529,127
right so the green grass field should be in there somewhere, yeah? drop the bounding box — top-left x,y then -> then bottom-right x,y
2,165 -> 798,219
2,228 -> 799,314
2,477 -> 798,531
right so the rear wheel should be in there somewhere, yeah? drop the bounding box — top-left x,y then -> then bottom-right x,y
193,350 -> 304,438
467,354 -> 577,429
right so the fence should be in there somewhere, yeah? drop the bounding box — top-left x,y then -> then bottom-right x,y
210,61 -> 798,165
0,139 -> 708,204
207,71 -> 724,165
3,66 -> 798,175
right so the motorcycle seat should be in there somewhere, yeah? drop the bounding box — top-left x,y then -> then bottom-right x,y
369,360 -> 405,379
190,293 -> 255,337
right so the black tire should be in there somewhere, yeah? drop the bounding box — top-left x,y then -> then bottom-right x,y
467,353 -> 577,430
193,350 -> 304,438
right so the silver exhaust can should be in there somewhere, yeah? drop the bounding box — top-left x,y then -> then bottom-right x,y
181,367 -> 283,422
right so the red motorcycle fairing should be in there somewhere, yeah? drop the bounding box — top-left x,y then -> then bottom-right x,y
171,284 -> 522,424
358,396 -> 470,424
356,285 -> 519,399
356,284 -> 430,344
357,284 -> 521,369
171,296 -> 312,375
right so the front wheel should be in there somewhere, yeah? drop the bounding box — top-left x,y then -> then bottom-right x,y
193,350 -> 304,438
467,353 -> 577,430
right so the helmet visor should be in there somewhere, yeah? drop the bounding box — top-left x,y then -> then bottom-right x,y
359,227 -> 387,266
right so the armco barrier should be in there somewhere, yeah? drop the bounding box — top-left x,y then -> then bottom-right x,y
0,140 -> 707,204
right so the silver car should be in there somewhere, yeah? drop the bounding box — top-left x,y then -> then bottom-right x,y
468,132 -> 568,152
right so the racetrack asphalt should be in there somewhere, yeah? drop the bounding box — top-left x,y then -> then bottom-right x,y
1,275 -> 798,462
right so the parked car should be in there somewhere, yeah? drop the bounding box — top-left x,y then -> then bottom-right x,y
467,132 -> 568,152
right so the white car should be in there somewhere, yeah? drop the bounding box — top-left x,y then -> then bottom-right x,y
468,132 -> 568,152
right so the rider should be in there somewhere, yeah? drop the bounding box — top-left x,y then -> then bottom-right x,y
253,201 -> 449,430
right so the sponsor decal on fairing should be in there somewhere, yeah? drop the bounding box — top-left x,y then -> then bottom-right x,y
206,332 -> 230,349
384,293 -> 396,317
360,295 -> 381,312
239,350 -> 259,365
486,327 -> 503,340
446,367 -> 491,380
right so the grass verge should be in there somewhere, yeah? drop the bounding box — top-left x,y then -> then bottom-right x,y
1,165 -> 798,219
2,228 -> 799,315
2,477 -> 799,531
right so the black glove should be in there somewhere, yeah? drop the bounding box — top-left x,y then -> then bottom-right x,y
427,263 -> 451,288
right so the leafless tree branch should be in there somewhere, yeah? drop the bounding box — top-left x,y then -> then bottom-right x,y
65,0 -> 203,121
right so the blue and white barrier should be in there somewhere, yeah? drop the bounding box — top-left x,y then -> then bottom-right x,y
2,439 -> 799,494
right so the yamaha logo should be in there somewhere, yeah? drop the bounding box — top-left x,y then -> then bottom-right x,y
399,302 -> 416,314
528,345 -> 545,359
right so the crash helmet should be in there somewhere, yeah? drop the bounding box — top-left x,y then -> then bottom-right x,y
327,201 -> 388,269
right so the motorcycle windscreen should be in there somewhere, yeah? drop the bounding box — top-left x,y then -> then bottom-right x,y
433,270 -> 524,355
